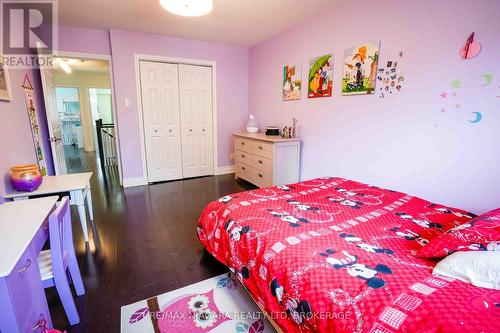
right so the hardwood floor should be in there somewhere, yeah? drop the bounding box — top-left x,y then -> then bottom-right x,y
64,145 -> 98,174
48,149 -> 255,332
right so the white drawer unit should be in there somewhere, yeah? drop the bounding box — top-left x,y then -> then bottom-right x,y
233,133 -> 300,188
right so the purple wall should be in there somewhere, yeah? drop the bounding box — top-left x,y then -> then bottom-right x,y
108,29 -> 248,178
249,0 -> 500,213
58,26 -> 111,55
0,69 -> 54,203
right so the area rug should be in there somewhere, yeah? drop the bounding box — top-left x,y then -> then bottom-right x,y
121,273 -> 274,333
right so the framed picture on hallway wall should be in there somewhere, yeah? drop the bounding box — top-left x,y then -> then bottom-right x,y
342,42 -> 380,95
0,62 -> 12,101
308,54 -> 333,98
283,64 -> 302,101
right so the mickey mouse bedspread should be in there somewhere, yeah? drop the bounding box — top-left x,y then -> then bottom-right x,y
197,177 -> 500,332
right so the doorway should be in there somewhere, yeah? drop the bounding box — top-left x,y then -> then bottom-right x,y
39,55 -> 122,184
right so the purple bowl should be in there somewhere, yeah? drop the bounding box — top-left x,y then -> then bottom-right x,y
11,172 -> 43,192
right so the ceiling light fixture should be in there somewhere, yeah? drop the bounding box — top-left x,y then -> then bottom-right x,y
58,59 -> 72,74
159,0 -> 213,17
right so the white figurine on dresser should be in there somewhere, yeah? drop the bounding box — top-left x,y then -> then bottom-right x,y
233,133 -> 300,188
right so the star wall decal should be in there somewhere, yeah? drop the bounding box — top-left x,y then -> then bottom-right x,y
440,91 -> 448,99
451,79 -> 462,89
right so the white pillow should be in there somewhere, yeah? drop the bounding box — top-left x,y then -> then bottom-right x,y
433,251 -> 500,290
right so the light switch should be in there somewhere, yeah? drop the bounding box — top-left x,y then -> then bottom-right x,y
125,98 -> 133,107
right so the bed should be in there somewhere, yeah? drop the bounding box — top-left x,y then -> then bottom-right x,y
197,177 -> 500,332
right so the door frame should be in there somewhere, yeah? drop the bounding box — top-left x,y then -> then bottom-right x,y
134,54 -> 218,183
54,51 -> 124,185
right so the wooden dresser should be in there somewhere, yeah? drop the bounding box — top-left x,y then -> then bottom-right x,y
233,133 -> 300,188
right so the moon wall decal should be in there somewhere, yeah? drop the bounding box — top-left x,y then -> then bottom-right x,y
481,74 -> 493,86
469,112 -> 482,124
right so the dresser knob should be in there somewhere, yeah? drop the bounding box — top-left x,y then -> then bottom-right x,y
258,146 -> 263,150
241,166 -> 246,170
241,154 -> 245,158
258,160 -> 263,164
258,173 -> 263,178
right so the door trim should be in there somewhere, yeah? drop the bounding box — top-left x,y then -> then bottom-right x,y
134,54 -> 218,182
55,51 -> 124,185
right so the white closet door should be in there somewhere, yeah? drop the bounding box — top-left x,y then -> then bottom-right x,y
178,64 -> 214,178
140,61 -> 183,182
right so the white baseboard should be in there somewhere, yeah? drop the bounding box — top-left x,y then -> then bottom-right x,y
122,176 -> 148,188
123,168 -> 233,186
215,165 -> 235,175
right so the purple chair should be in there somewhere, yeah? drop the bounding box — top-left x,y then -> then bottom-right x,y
37,197 -> 85,325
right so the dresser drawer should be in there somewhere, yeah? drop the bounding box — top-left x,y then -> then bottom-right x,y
251,169 -> 273,188
21,304 -> 50,333
6,247 -> 42,329
235,149 -> 252,166
252,155 -> 273,173
235,162 -> 251,179
251,141 -> 273,159
234,137 -> 252,153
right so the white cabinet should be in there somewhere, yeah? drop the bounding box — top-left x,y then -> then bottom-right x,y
139,61 -> 214,182
233,133 -> 300,188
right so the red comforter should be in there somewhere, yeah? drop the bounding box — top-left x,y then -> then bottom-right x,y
197,177 -> 500,332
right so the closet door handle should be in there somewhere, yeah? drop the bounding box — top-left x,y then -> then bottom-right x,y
202,128 -> 206,132
189,129 -> 193,132
169,129 -> 172,133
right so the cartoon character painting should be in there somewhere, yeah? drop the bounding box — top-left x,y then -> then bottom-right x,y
319,248 -> 393,288
308,54 -> 333,98
283,64 -> 302,101
342,42 -> 380,95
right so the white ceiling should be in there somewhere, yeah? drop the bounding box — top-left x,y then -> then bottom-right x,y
59,0 -> 337,46
52,58 -> 110,75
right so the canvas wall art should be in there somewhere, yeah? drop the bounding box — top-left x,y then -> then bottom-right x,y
308,54 -> 333,98
0,62 -> 12,101
342,42 -> 380,95
283,64 -> 302,101
377,52 -> 405,98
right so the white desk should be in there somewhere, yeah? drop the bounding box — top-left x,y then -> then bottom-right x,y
0,196 -> 57,332
4,172 -> 94,242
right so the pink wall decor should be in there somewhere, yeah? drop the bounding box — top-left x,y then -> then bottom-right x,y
249,0 -> 500,213
460,32 -> 481,59
22,75 -> 48,176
